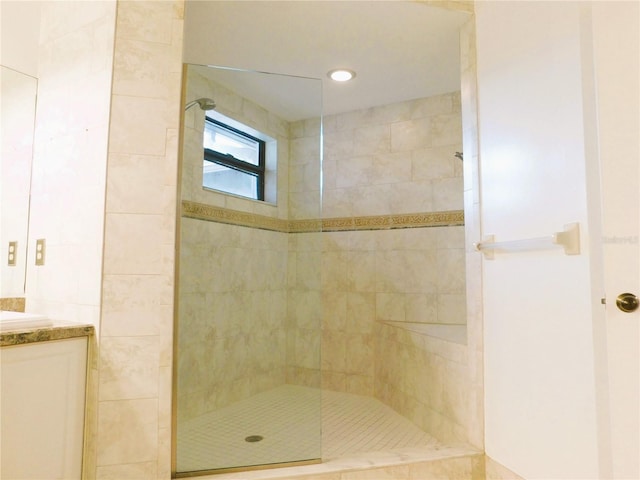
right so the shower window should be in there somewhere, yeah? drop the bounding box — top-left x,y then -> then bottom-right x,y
203,118 -> 266,200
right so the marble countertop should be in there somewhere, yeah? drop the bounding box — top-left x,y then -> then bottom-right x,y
0,321 -> 95,347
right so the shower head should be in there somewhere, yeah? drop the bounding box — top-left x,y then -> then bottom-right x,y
185,97 -> 216,111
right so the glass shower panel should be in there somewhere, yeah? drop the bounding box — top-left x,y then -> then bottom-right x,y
175,64 -> 323,476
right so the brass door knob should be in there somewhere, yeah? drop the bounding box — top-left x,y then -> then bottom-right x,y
616,293 -> 639,313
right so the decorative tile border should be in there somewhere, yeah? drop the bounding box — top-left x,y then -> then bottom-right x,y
182,200 -> 464,233
182,201 -> 288,231
323,211 -> 465,232
289,218 -> 323,233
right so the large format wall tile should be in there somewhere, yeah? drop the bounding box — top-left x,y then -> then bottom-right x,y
96,1 -> 184,477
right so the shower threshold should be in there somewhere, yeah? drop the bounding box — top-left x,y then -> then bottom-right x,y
176,385 -> 480,479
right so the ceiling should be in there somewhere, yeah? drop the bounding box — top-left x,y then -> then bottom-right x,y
183,1 -> 470,121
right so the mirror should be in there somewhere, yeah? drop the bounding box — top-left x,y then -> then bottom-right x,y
1,66 -> 37,299
176,64 -> 324,475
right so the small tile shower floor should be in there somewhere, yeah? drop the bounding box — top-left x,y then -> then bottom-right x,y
177,385 -> 441,473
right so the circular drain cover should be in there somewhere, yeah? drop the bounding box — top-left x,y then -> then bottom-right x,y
245,435 -> 264,443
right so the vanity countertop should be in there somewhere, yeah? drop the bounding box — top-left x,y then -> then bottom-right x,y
0,321 -> 94,347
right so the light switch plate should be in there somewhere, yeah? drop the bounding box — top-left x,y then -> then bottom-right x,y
8,241 -> 17,266
35,239 -> 46,266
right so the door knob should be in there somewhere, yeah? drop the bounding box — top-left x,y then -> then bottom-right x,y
616,293 -> 639,313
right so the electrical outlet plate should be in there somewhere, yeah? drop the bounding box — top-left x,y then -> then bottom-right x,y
35,239 -> 45,266
8,241 -> 17,266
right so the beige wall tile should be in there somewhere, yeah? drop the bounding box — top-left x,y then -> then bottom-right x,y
430,113 -> 463,147
485,456 -> 524,480
351,184 -> 393,216
322,183 -> 355,217
346,293 -> 375,333
437,293 -> 467,325
109,96 -> 170,156
99,336 -> 160,401
112,38 -> 173,98
436,249 -> 467,294
336,155 -> 377,189
405,293 -> 438,323
96,462 -> 157,480
345,374 -> 374,396
101,275 -> 170,336
391,118 -> 432,152
341,465 -> 410,480
103,213 -> 165,275
433,177 -> 465,210
106,153 -> 169,215
411,146 -> 457,181
408,455 -> 484,480
346,251 -> 376,292
96,398 -> 158,466
344,333 -> 374,376
323,291 -> 347,331
322,330 -> 347,372
353,124 -> 391,156
94,0 -> 184,475
411,93 -> 455,118
115,0 -> 174,44
157,426 -> 172,479
388,180 -> 434,214
39,0 -> 115,42
376,293 -> 405,322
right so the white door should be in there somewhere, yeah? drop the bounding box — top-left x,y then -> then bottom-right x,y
592,3 -> 639,478
476,1 -> 638,477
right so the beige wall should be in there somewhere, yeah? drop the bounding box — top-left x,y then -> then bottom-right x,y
460,13 -> 484,452
323,92 -> 463,218
289,117 -> 322,220
177,68 -> 321,421
361,14 -> 484,451
376,321 -> 470,444
177,219 -> 289,422
176,89 -> 467,430
319,93 -> 467,401
96,1 -> 184,478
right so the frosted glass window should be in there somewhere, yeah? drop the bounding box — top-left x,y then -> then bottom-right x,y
204,122 -> 260,166
203,118 -> 265,200
203,162 -> 258,199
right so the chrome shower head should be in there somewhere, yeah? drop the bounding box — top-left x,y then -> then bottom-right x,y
185,97 -> 216,111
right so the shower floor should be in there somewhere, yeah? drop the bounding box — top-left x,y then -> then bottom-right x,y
177,385 -> 441,474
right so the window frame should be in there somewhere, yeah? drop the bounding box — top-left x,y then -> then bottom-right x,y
203,118 -> 266,201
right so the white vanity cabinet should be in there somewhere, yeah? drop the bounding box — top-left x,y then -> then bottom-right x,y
0,336 -> 88,480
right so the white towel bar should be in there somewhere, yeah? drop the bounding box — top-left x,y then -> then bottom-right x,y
475,222 -> 580,259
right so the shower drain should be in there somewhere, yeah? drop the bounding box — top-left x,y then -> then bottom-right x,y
245,435 -> 264,443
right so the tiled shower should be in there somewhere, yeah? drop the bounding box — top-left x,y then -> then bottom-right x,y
2,0 -> 485,477
175,60 -> 473,476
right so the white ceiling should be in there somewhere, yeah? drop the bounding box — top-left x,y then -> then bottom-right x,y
183,1 -> 470,121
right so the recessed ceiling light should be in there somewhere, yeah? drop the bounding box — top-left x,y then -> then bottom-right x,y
328,69 -> 356,82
